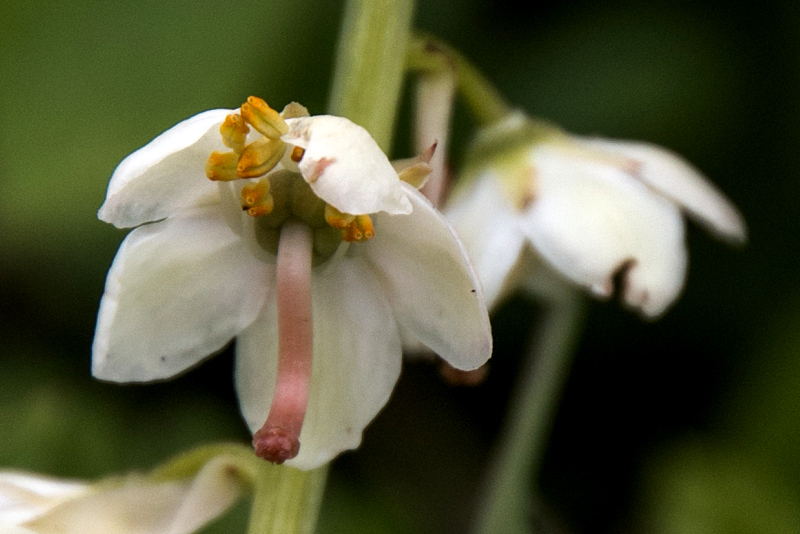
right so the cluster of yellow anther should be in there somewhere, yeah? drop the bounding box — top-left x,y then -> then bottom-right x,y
205,97 -> 289,214
204,96 -> 376,244
324,205 -> 375,242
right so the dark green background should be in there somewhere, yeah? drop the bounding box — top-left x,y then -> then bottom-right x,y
1,0 -> 798,532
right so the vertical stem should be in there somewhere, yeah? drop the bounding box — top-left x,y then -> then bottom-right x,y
327,0 -> 416,150
473,287 -> 587,534
247,463 -> 329,534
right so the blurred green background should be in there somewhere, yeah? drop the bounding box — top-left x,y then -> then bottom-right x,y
1,0 -> 798,532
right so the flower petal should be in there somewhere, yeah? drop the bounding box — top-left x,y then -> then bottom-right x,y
580,137 -> 747,244
98,109 -> 233,229
0,472 -> 87,526
235,256 -> 402,470
282,116 -> 412,215
22,457 -> 241,534
526,145 -> 688,317
445,174 -> 528,310
362,184 -> 492,369
92,204 -> 271,382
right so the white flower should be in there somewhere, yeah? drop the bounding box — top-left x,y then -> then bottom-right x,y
0,456 -> 241,534
446,113 -> 747,317
93,97 -> 492,469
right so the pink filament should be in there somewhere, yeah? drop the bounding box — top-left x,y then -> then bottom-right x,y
253,220 -> 314,464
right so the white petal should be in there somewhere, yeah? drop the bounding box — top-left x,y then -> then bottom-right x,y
98,109 -> 233,229
282,116 -> 412,215
235,256 -> 402,470
580,137 -> 747,244
92,204 -> 271,382
0,472 -> 87,526
526,145 -> 688,317
363,184 -> 492,369
445,174 -> 528,310
22,458 -> 241,534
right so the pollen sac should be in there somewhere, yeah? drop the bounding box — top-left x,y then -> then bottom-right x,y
219,114 -> 250,153
240,96 -> 289,139
237,137 -> 286,179
241,178 -> 274,217
324,204 -> 355,229
290,146 -> 305,163
205,151 -> 240,181
342,215 -> 375,242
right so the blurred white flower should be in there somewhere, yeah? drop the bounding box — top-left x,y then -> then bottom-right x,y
0,456 -> 241,534
93,97 -> 491,469
446,113 -> 747,317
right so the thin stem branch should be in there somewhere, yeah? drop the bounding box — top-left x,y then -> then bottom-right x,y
408,34 -> 514,127
473,286 -> 587,534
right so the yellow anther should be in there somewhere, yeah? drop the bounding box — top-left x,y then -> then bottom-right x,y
220,114 -> 250,153
341,215 -> 375,242
237,137 -> 286,178
240,96 -> 289,139
355,215 -> 375,240
397,162 -> 433,189
393,142 -> 436,189
241,178 -> 274,217
290,146 -> 305,162
205,151 -> 240,181
342,223 -> 363,242
324,204 -> 355,229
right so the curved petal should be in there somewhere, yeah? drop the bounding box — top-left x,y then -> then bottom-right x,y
92,204 -> 271,382
580,137 -> 747,244
282,116 -> 412,215
445,174 -> 528,310
363,184 -> 492,370
0,472 -> 87,526
526,145 -> 688,318
23,457 -> 241,534
98,109 -> 233,229
235,256 -> 402,470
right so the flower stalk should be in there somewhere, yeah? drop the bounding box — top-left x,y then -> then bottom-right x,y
328,0 -> 416,150
473,283 -> 586,534
407,34 -> 513,127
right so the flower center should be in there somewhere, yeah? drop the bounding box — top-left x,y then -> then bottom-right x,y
204,97 -> 376,264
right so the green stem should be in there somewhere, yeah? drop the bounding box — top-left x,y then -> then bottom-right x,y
407,34 -> 513,127
473,286 -> 587,534
327,0 -> 417,151
247,465 -> 329,534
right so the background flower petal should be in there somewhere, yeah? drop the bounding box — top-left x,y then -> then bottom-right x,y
235,256 -> 402,470
92,204 -> 271,382
445,174 -> 528,310
526,145 -> 688,318
0,472 -> 87,526
580,137 -> 748,244
98,109 -> 232,229
363,185 -> 493,370
283,116 -> 412,215
22,457 -> 241,534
